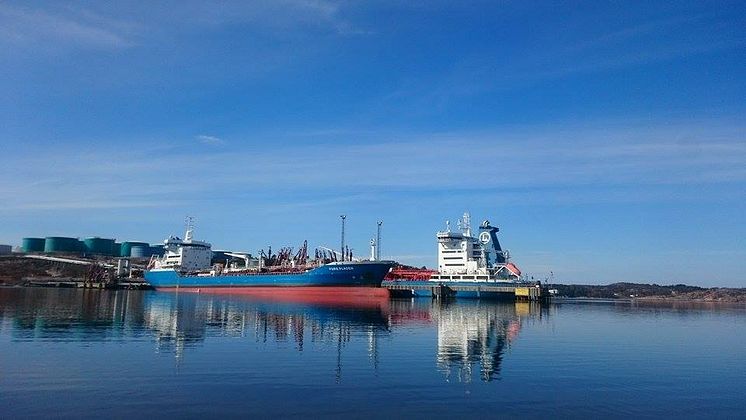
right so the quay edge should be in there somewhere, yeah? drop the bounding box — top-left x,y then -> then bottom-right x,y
383,280 -> 549,302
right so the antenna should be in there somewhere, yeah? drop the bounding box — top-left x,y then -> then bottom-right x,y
462,212 -> 471,237
185,216 -> 195,242
376,221 -> 382,261
340,214 -> 346,262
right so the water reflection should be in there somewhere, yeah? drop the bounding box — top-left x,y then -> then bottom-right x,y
144,291 -> 392,382
435,301 -> 524,382
0,288 -> 545,383
0,288 -> 148,341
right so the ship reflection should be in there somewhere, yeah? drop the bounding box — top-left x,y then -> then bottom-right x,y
0,288 -> 546,383
389,299 -> 543,382
143,291 -> 392,381
435,301 -> 528,382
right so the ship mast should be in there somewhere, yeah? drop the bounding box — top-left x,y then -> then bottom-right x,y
340,214 -> 346,262
376,220 -> 382,261
184,216 -> 195,242
461,212 -> 471,237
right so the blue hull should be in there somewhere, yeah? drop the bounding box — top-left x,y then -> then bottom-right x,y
145,261 -> 394,288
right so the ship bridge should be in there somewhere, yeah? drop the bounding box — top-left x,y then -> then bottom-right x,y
435,213 -> 519,282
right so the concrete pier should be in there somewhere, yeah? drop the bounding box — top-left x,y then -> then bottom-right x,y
23,277 -> 152,290
383,280 -> 547,301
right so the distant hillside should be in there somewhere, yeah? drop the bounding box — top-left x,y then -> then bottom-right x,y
551,282 -> 746,302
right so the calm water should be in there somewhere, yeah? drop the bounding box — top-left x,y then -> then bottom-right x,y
1,288 -> 744,419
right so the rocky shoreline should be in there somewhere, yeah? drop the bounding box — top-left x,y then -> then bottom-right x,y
550,282 -> 746,303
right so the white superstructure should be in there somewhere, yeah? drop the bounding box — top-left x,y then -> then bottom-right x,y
150,224 -> 213,272
430,213 -> 521,282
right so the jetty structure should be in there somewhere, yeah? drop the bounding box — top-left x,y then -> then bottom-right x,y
383,213 -> 547,301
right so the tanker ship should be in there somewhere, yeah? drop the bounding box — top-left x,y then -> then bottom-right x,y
384,213 -> 532,299
144,223 -> 395,299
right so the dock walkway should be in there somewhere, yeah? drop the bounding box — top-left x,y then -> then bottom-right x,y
382,280 -> 546,301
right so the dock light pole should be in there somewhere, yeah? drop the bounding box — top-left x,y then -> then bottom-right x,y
376,221 -> 382,261
340,214 -> 346,262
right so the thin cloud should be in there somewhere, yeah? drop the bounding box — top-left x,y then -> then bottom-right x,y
0,3 -> 138,49
374,11 -> 745,113
0,0 -> 365,56
14,200 -> 186,211
171,0 -> 364,35
1,118 -> 743,212
196,135 -> 225,145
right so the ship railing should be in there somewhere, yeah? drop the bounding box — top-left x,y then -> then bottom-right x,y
217,268 -> 314,276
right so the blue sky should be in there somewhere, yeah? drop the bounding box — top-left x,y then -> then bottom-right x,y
1,1 -> 744,286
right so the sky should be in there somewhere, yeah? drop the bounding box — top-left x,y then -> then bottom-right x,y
1,1 -> 745,286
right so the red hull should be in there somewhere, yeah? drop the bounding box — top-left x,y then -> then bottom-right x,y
155,286 -> 390,308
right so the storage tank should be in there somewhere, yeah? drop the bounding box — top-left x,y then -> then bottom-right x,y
120,241 -> 149,257
112,242 -> 122,257
44,237 -> 81,253
0,244 -> 11,255
130,245 -> 149,258
22,238 -> 46,253
83,237 -> 115,256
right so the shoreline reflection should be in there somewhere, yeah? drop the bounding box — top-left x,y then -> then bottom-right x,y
0,288 -> 546,382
